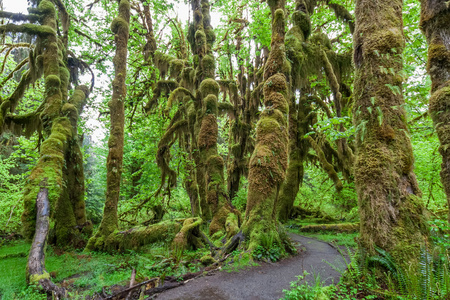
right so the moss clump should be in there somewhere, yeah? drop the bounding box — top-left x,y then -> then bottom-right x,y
45,75 -> 61,88
200,255 -> 217,266
172,218 -> 203,251
87,220 -> 182,252
29,272 -> 51,284
37,0 -> 55,15
111,17 -> 129,34
310,32 -> 332,50
197,114 -> 218,149
199,78 -> 219,97
203,94 -> 218,114
292,11 -> 311,39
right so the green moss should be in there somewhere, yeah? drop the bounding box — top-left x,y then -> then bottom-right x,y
111,17 -> 128,34
202,54 -> 215,78
118,0 -> 131,16
203,94 -> 218,114
199,78 -> 219,97
195,30 -> 207,52
37,0 -> 55,15
29,271 -> 50,284
310,32 -> 331,49
292,11 -> 311,39
200,255 -> 217,266
44,75 -> 60,88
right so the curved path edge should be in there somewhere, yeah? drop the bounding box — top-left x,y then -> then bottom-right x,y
154,233 -> 349,300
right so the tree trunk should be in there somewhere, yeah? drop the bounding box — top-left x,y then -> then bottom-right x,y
420,1 -> 450,224
241,0 -> 290,250
86,0 -> 130,251
353,0 -> 428,261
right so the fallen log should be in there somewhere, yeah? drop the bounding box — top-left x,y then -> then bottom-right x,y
299,223 -> 359,233
26,188 -> 66,299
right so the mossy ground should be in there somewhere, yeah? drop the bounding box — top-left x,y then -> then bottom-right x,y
0,238 -> 210,299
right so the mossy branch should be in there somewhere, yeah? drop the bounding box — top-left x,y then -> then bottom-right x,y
0,24 -> 55,36
306,135 -> 343,192
310,95 -> 332,118
0,57 -> 29,90
166,87 -> 195,111
0,11 -> 41,23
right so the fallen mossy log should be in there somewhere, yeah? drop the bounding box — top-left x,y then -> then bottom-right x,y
299,223 -> 359,233
86,217 -> 203,252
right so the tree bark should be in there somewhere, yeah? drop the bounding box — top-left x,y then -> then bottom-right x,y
353,0 -> 428,261
420,1 -> 450,224
241,0 -> 290,250
26,188 -> 66,298
86,0 -> 130,251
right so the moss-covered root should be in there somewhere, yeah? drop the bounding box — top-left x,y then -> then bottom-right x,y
420,1 -> 450,224
353,0 -> 428,264
87,0 -> 130,248
86,220 -> 183,252
172,217 -> 204,251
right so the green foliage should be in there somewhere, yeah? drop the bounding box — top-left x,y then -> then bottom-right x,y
282,271 -> 329,300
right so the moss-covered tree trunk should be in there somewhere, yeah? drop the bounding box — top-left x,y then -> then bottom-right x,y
86,0 -> 130,251
277,0 -> 311,221
353,0 -> 428,260
9,0 -> 91,249
241,0 -> 290,250
188,0 -> 239,236
420,1 -> 450,224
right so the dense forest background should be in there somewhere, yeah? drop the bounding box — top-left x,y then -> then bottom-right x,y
1,0 -> 450,298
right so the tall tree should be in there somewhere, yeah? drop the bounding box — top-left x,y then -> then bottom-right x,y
353,0 -> 428,260
86,0 -> 130,251
420,1 -> 450,224
241,0 -> 290,250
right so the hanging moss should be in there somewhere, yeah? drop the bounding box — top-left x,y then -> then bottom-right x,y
292,11 -> 311,39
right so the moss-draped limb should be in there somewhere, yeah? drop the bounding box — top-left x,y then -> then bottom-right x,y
320,49 -> 354,180
0,11 -> 41,22
278,95 -> 312,221
420,1 -> 450,224
353,0 -> 428,262
0,70 -> 35,134
86,0 -> 130,251
155,118 -> 188,197
0,23 -> 55,36
307,135 -> 343,192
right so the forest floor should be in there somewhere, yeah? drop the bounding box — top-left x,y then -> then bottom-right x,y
155,233 -> 348,300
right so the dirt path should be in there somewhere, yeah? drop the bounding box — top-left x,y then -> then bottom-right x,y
155,233 -> 348,300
